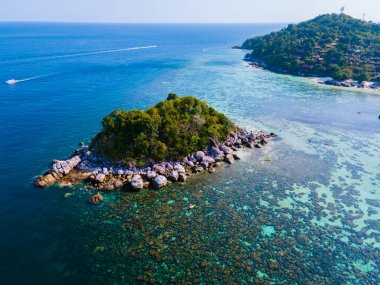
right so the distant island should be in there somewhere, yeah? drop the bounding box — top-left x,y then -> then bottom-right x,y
241,14 -> 380,88
34,94 -> 275,201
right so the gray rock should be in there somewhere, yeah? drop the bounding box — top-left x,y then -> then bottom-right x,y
165,163 -> 174,170
174,164 -> 186,173
209,146 -> 223,158
114,180 -> 124,189
178,173 -> 187,182
189,155 -> 198,163
185,161 -> 195,167
117,169 -> 124,176
169,170 -> 179,181
131,175 -> 144,190
220,145 -> 233,155
153,175 -> 168,189
202,156 -> 215,165
102,167 -> 109,175
230,132 -> 238,139
195,151 -> 206,161
95,173 -> 106,183
200,161 -> 209,169
214,156 -> 223,162
153,164 -> 166,175
51,156 -> 81,175
233,153 -> 241,160
147,170 -> 157,180
226,137 -> 235,146
224,154 -> 235,164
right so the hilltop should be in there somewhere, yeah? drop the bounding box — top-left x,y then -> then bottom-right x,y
242,14 -> 380,82
89,94 -> 237,165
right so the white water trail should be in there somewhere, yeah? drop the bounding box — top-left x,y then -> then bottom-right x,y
0,45 -> 157,65
6,73 -> 54,85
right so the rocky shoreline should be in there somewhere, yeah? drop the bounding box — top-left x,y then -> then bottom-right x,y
240,53 -> 380,92
34,128 -> 276,202
315,78 -> 380,91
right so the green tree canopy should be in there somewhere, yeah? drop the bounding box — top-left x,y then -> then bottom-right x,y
242,14 -> 380,81
89,94 -> 237,165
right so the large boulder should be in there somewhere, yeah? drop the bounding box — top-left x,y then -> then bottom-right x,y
131,175 -> 144,190
209,147 -> 223,158
226,137 -> 236,146
200,161 -> 209,169
174,164 -> 186,173
102,167 -> 109,175
189,155 -> 198,163
33,174 -> 57,187
95,173 -> 106,183
220,145 -> 233,155
169,170 -> 179,181
202,156 -> 215,165
233,153 -> 241,160
178,173 -> 187,182
51,156 -> 81,175
89,193 -> 104,205
153,175 -> 168,189
153,164 -> 166,175
194,151 -> 206,161
224,154 -> 235,164
147,170 -> 157,180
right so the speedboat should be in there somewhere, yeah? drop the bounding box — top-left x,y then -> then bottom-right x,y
6,79 -> 17,85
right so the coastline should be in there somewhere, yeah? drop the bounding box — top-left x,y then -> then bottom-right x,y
242,55 -> 380,96
34,129 -> 276,203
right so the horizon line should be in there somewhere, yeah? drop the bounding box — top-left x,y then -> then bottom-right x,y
0,20 -> 290,25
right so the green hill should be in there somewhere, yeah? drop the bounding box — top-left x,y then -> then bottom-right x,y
242,14 -> 380,82
89,94 -> 237,165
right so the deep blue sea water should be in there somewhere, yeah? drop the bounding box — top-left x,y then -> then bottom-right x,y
0,23 -> 379,284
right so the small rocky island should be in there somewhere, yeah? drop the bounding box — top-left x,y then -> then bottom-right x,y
34,94 -> 275,201
241,13 -> 380,90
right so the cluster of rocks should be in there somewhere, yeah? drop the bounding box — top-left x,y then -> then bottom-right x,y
34,156 -> 82,187
34,129 -> 276,198
322,79 -> 380,90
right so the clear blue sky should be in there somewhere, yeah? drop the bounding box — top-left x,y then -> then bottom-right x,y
1,0 -> 379,23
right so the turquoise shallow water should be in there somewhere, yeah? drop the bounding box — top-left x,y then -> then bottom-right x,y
0,23 -> 379,284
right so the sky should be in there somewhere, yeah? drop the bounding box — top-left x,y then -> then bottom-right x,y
0,0 -> 379,23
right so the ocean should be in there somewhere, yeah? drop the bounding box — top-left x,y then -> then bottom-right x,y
0,23 -> 379,284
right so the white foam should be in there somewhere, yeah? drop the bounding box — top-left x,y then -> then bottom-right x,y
6,73 -> 54,85
0,45 -> 157,65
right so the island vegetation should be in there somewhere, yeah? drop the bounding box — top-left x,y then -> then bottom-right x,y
242,13 -> 380,82
34,94 -> 274,193
89,94 -> 237,165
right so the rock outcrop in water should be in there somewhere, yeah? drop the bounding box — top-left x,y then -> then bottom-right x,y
34,155 -> 81,187
34,94 -> 276,192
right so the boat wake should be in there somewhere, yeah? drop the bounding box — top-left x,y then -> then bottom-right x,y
6,74 -> 54,85
0,45 -> 157,65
